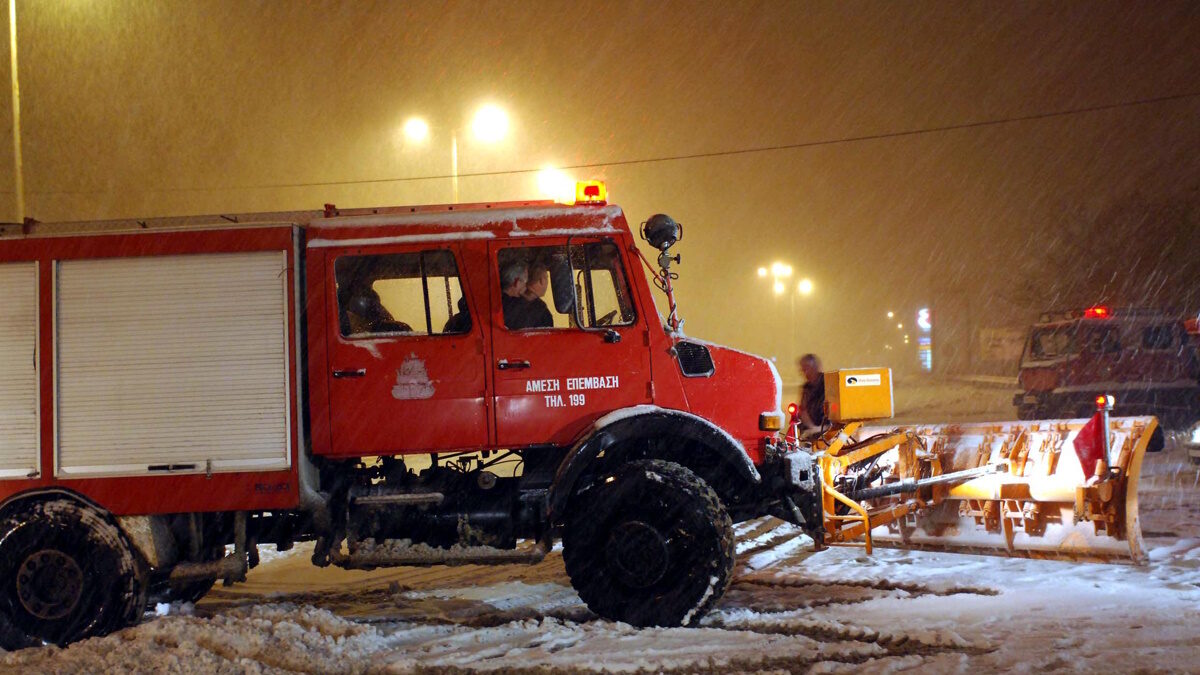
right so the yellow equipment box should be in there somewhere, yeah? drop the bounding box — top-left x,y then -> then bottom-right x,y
825,368 -> 893,422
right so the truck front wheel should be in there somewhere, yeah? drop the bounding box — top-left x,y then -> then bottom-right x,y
0,499 -> 147,649
562,459 -> 735,627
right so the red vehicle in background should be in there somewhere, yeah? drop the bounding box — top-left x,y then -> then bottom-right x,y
1014,306 -> 1200,428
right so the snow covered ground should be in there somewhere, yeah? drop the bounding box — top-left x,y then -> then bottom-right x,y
5,381 -> 1200,673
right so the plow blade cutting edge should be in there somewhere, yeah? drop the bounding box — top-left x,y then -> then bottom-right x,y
813,415 -> 1156,564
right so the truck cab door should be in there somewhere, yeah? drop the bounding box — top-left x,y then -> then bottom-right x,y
488,238 -> 652,447
325,245 -> 488,455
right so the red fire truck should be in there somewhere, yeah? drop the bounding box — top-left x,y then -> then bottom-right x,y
0,184 -> 817,647
1013,306 -> 1200,428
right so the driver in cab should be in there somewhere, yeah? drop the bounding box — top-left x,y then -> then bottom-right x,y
501,260 -> 554,330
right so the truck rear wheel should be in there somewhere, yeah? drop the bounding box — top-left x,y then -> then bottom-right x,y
0,499 -> 147,649
562,459 -> 735,627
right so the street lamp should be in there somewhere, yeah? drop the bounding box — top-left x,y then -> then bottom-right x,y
402,104 -> 510,203
8,0 -> 24,221
536,166 -> 575,203
402,117 -> 430,143
471,104 -> 508,143
757,262 -> 814,364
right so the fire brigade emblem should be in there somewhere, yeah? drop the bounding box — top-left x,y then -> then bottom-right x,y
392,354 -> 435,399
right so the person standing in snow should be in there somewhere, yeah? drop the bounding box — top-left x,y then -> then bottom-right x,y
797,353 -> 826,434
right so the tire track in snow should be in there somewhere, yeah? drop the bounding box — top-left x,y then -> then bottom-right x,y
736,573 -> 999,598
708,613 -> 995,661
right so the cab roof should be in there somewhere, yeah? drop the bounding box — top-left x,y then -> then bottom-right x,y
308,201 -> 628,247
0,199 -> 629,241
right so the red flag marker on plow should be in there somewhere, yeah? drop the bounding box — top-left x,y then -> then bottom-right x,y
1074,395 -> 1114,483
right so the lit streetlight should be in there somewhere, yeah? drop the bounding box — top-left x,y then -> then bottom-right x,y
401,104 -> 510,203
536,166 -> 576,203
402,117 -> 430,143
757,261 -> 814,362
471,104 -> 509,142
897,323 -> 903,330
887,311 -> 894,319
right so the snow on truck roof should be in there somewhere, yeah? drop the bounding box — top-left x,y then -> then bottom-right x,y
308,202 -> 626,247
0,200 -> 628,241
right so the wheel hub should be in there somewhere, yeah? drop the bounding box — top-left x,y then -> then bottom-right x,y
16,550 -> 84,621
605,520 -> 670,588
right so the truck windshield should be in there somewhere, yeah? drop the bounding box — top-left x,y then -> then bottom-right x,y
1031,327 -> 1077,359
1030,324 -> 1121,359
496,241 -> 636,331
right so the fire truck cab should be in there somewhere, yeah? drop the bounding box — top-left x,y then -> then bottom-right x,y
0,186 -> 816,647
1014,306 -> 1200,427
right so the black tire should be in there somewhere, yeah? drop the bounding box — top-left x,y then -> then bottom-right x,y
561,459 -> 735,627
0,499 -> 147,649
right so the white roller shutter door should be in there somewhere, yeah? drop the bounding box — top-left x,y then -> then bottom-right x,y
0,262 -> 38,478
56,251 -> 291,476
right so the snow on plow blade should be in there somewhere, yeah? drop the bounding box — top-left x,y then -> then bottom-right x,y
817,416 -> 1156,564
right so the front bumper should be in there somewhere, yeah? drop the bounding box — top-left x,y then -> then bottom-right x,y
759,438 -> 823,541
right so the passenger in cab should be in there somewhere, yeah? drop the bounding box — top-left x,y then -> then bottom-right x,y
499,261 -> 529,329
442,296 -> 472,334
518,261 -> 554,329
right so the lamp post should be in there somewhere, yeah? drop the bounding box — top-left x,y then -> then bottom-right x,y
8,0 -> 24,222
403,104 -> 509,203
756,262 -> 814,364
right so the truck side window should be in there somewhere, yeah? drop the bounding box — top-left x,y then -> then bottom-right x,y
1142,325 -> 1176,350
574,242 -> 637,328
335,250 -> 469,337
496,241 -> 636,331
1084,326 -> 1121,353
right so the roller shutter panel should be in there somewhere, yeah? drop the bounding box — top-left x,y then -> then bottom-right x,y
56,251 -> 290,476
0,262 -> 38,478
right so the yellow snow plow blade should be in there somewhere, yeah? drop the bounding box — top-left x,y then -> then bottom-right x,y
813,416 -> 1155,564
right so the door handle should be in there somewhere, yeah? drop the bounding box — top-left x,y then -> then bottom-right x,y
497,359 -> 531,370
333,368 -> 367,378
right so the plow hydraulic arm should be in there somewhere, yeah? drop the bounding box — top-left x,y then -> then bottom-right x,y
846,462 -> 1008,502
